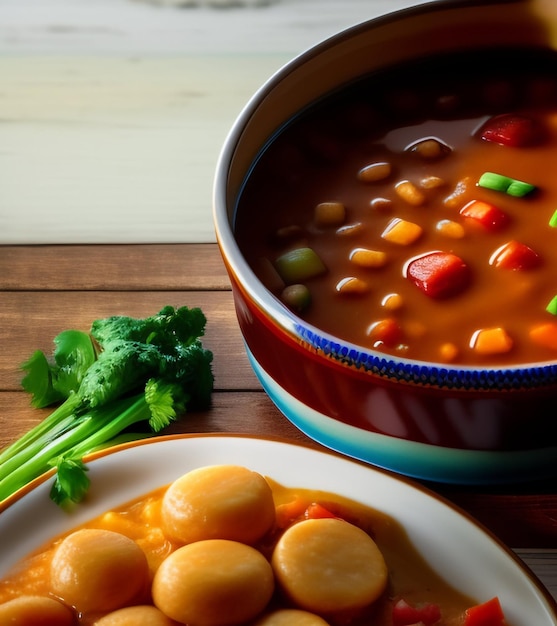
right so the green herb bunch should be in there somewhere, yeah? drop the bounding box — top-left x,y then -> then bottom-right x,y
0,306 -> 213,506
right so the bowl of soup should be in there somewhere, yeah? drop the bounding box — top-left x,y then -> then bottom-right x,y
213,0 -> 557,483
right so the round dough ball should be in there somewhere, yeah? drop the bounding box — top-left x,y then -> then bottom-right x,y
93,605 -> 178,625
50,528 -> 149,614
161,465 -> 276,545
271,518 -> 388,614
253,609 -> 329,625
152,539 -> 274,625
0,595 -> 74,626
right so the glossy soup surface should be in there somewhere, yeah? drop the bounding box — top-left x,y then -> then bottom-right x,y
234,48 -> 557,366
0,467 -> 487,626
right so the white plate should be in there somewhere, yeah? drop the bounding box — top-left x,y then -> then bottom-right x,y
0,434 -> 556,625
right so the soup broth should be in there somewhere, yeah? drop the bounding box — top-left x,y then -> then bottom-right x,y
234,48 -> 557,366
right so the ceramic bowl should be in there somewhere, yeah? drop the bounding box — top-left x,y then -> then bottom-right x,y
213,0 -> 557,483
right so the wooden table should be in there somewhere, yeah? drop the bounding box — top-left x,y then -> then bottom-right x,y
2,0 -> 557,618
1,243 -> 557,601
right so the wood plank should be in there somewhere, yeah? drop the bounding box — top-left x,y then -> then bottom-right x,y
514,549 -> 557,601
0,390 -> 307,452
0,244 -> 230,290
0,290 -> 259,391
435,488 -> 557,550
3,390 -> 557,551
0,392 -> 48,448
2,243 -> 557,564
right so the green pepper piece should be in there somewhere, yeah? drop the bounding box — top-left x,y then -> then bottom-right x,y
275,247 -> 327,284
549,210 -> 557,228
478,171 -> 536,197
478,172 -> 512,193
546,295 -> 557,316
507,180 -> 536,197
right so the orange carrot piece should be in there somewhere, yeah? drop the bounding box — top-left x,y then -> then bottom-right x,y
471,327 -> 513,355
529,322 -> 557,350
381,218 -> 423,245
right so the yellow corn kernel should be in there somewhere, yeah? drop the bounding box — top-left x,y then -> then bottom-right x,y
381,218 -> 423,245
335,277 -> 369,294
470,327 -> 513,355
394,180 -> 426,206
336,222 -> 364,237
314,201 -> 346,226
349,247 -> 387,268
435,219 -> 465,239
439,342 -> 459,362
370,197 -> 393,211
358,161 -> 392,182
420,175 -> 445,189
381,292 -> 403,311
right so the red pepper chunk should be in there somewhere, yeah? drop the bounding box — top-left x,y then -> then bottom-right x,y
304,502 -> 338,520
392,598 -> 442,625
275,496 -> 308,529
460,200 -> 508,231
489,240 -> 541,270
478,113 -> 542,147
405,251 -> 470,299
463,597 -> 506,626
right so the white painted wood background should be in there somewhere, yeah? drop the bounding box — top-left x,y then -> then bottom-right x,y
0,0 -> 437,243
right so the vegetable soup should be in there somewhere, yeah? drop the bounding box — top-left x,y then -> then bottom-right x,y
0,465 -> 507,625
234,48 -> 557,366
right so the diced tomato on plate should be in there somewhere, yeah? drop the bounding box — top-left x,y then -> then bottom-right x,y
392,598 -> 441,625
463,596 -> 506,626
304,502 -> 338,520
